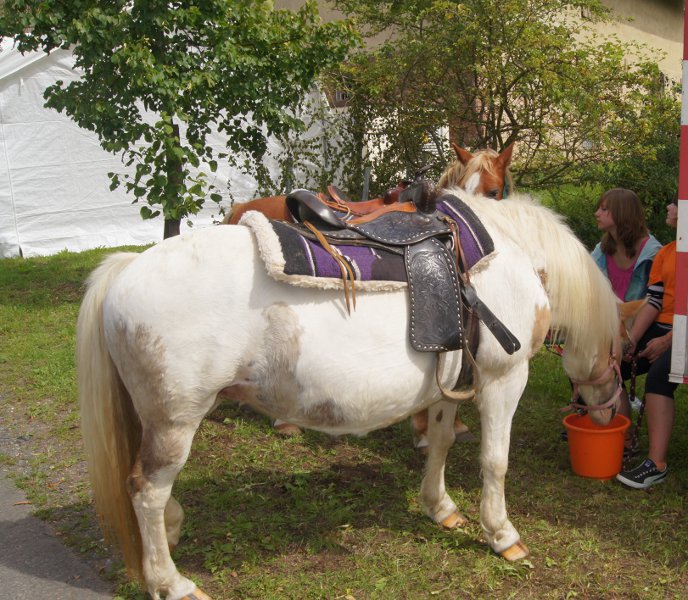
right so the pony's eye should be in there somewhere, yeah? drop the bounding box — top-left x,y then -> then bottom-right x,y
487,190 -> 500,199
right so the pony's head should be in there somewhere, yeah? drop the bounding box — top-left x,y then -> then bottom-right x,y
438,143 -> 515,199
557,292 -> 632,427
479,195 -> 619,426
562,345 -> 622,426
561,299 -> 647,425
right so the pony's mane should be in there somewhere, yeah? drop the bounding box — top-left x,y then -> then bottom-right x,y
438,149 -> 514,191
449,189 -> 618,353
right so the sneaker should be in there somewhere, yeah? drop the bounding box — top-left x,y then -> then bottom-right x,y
616,458 -> 667,489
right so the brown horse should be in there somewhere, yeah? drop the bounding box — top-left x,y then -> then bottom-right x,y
222,144 -> 516,442
223,143 -> 515,225
438,142 -> 515,200
222,182 -> 411,226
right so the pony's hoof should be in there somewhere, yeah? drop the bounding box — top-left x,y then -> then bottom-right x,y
453,420 -> 477,442
455,430 -> 477,443
454,420 -> 470,435
182,589 -> 212,600
413,433 -> 428,452
440,511 -> 467,529
500,540 -> 529,562
274,421 -> 302,436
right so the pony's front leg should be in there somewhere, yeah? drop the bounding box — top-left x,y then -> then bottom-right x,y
476,364 -> 529,561
128,422 -> 209,600
419,400 -> 467,529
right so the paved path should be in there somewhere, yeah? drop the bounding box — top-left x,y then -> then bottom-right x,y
0,472 -> 113,599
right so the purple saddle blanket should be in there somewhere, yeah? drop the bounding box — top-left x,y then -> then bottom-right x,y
270,194 -> 493,282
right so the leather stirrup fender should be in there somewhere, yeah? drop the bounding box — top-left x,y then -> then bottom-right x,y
405,237 -> 463,352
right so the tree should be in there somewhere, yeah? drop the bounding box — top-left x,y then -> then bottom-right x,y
328,0 -> 679,209
0,0 -> 358,237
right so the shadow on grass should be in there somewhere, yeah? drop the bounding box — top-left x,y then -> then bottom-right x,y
182,393 -> 688,580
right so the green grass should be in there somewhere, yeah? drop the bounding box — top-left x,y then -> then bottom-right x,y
1,247 -> 687,599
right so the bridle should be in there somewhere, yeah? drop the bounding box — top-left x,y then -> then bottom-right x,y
564,354 -> 623,417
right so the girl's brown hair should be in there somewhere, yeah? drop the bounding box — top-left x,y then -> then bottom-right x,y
597,188 -> 648,258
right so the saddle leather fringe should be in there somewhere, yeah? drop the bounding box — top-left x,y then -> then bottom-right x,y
304,220 -> 357,313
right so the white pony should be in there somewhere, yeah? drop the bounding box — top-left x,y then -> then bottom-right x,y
77,189 -> 621,600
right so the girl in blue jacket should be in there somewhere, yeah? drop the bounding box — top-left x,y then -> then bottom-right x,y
591,188 -> 661,301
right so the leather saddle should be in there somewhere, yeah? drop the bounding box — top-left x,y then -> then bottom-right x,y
315,165 -> 433,218
283,181 -> 520,359
323,184 -> 400,216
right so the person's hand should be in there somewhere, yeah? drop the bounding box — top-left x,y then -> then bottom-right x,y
638,333 -> 672,363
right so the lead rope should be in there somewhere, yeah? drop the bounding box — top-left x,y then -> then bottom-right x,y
623,356 -> 642,467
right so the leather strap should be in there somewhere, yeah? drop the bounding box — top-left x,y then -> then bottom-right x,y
435,303 -> 480,402
303,221 -> 357,313
461,283 -> 521,355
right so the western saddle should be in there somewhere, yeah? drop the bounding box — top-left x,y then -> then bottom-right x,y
282,179 -> 521,401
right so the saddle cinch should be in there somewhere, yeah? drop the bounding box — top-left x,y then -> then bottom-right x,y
283,181 -> 521,399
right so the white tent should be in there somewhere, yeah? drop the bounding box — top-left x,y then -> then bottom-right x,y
0,39 -> 319,258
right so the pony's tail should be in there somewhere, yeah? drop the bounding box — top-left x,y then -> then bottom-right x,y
76,252 -> 144,582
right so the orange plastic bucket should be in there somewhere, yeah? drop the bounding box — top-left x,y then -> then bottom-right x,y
562,413 -> 630,480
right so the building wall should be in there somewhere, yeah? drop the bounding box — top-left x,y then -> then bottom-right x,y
277,1 -> 684,82
600,0 -> 683,82
276,0 -> 342,21
274,0 -> 389,47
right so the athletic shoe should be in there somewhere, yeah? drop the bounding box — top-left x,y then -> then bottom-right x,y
616,458 -> 667,489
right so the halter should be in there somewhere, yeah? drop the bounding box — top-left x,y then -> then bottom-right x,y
564,356 -> 623,416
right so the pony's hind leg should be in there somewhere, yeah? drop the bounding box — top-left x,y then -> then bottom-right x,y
419,401 -> 467,528
411,409 -> 473,452
127,420 -> 206,600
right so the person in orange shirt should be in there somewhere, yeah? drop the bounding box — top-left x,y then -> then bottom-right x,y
616,201 -> 679,489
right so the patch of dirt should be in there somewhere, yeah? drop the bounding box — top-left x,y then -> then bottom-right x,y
0,390 -> 121,582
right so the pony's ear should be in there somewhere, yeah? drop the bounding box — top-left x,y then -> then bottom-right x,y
618,298 -> 647,340
451,142 -> 474,166
498,142 -> 515,168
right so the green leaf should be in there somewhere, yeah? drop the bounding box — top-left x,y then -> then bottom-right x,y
0,0 -> 357,236
139,205 -> 160,219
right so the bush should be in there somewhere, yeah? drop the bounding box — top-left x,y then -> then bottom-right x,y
540,184 -> 677,250
539,185 -> 602,251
